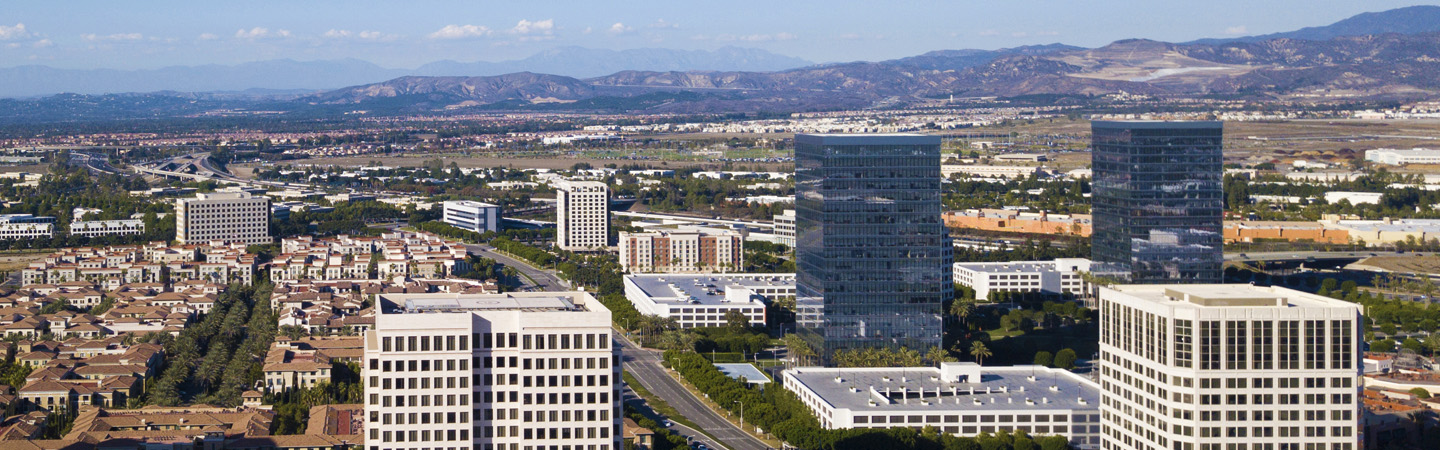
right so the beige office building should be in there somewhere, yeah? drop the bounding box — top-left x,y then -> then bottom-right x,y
557,180 -> 609,251
1098,284 -> 1361,450
364,291 -> 621,450
176,192 -> 271,245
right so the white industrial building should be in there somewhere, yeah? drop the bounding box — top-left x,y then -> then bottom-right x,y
941,164 -> 1041,179
69,220 -> 145,238
443,200 -> 502,233
1365,148 -> 1440,166
556,180 -> 609,251
623,273 -> 793,328
175,191 -> 272,245
1098,284 -> 1361,450
365,291 -> 621,450
1323,191 -> 1383,205
783,362 -> 1101,449
952,258 -> 1109,300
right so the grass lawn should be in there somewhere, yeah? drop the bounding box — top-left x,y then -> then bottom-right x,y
622,371 -> 702,432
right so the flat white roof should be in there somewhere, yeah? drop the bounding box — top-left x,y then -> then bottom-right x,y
1106,284 -> 1358,309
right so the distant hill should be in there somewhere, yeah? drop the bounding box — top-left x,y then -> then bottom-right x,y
0,47 -> 810,98
1187,5 -> 1440,44
415,46 -> 812,78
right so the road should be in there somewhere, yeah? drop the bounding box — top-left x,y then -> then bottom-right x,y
1224,250 -> 1384,262
464,244 -> 566,291
622,384 -> 729,450
618,334 -> 772,450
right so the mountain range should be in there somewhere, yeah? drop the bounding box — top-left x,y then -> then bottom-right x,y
5,6 -> 1440,122
0,46 -> 812,98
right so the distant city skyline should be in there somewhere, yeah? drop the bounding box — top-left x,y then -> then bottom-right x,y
1,0 -> 1435,70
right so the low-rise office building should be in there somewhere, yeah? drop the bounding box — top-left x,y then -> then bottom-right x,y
69,220 -> 145,238
942,165 -> 1042,179
943,209 -> 1092,237
783,362 -> 1101,449
953,258 -> 1112,300
0,222 -> 53,240
623,273 -> 792,328
443,200 -> 503,233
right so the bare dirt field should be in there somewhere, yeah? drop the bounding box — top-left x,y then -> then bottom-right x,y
1357,255 -> 1440,274
0,252 -> 49,272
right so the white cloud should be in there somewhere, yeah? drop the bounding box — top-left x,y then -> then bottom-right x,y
977,30 -> 1000,37
32,39 -> 51,48
1225,25 -> 1248,35
82,32 -> 144,42
324,29 -> 398,41
198,33 -> 219,40
714,32 -> 796,42
511,19 -> 555,35
648,19 -> 678,29
4,43 -> 17,49
0,23 -> 33,41
428,24 -> 493,39
235,27 -> 290,39
582,27 -> 594,34
608,22 -> 633,35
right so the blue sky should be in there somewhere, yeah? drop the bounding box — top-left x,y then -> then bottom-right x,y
1,1 -> 1434,69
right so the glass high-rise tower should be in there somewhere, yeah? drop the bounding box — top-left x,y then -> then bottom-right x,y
1091,121 -> 1224,284
795,134 -> 949,355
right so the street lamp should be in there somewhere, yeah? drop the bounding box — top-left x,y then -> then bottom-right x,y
733,400 -> 745,432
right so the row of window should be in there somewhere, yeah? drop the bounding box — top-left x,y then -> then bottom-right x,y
853,413 -> 1095,424
479,356 -> 613,370
371,393 -> 470,408
374,428 -> 469,443
477,408 -> 610,423
478,390 -> 611,405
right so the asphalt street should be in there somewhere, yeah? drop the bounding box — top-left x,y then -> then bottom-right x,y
464,244 -> 567,291
618,334 -> 771,450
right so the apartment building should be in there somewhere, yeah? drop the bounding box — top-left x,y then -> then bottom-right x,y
622,273 -> 792,328
444,200 -> 503,233
783,362 -> 1101,449
617,230 -> 743,273
176,191 -> 272,245
556,180 -> 609,251
364,291 -> 621,450
1098,284 -> 1362,450
69,220 -> 145,238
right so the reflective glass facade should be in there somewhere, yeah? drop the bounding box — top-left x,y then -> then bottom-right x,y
795,134 -> 949,355
1091,121 -> 1224,284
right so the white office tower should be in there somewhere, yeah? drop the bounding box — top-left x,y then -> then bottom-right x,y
365,291 -> 621,450
175,191 -> 272,245
1098,284 -> 1362,450
444,200 -> 503,233
556,180 -> 609,251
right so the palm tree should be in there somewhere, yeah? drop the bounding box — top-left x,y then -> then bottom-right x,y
970,341 -> 992,366
950,299 -> 974,327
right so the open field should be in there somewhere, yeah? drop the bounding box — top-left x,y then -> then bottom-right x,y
954,118 -> 1440,171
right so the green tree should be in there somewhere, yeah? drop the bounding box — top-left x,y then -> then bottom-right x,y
1410,387 -> 1432,399
1054,348 -> 1078,369
1033,351 -> 1054,367
970,341 -> 992,366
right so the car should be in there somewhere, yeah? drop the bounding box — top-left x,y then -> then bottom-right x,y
663,421 -> 673,428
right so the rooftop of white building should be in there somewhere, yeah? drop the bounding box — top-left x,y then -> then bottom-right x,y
625,273 -> 793,307
1105,284 -> 1359,309
786,363 -> 1099,413
377,292 -> 594,315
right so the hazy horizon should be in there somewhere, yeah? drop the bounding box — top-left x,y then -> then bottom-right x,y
2,0 -> 1436,70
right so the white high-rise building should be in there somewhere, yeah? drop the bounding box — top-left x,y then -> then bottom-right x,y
176,192 -> 271,245
364,291 -> 621,450
1098,284 -> 1361,450
556,180 -> 609,251
443,200 -> 502,233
